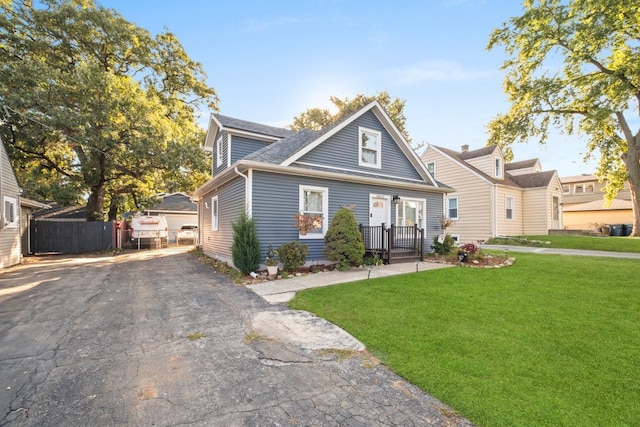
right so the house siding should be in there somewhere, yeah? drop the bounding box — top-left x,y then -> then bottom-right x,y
465,148 -> 501,177
230,135 -> 270,164
200,177 -> 246,263
423,148 -> 494,243
522,188 -> 549,234
213,132 -> 229,176
1,141 -> 21,269
496,187 -> 523,236
297,111 -> 423,181
251,170 -> 442,262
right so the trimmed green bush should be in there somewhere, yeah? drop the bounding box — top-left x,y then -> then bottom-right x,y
277,241 -> 309,272
324,207 -> 365,270
231,211 -> 261,275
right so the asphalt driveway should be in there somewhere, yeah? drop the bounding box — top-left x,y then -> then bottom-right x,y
0,248 -> 472,426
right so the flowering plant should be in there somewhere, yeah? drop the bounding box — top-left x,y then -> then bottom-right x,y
264,244 -> 279,266
294,213 -> 323,233
439,216 -> 455,231
459,242 -> 479,256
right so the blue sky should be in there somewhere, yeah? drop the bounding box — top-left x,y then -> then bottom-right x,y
99,0 -> 598,177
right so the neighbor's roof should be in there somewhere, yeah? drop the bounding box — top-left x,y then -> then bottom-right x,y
505,159 -> 539,171
431,145 -> 556,189
509,170 -> 557,188
560,174 -> 598,183
145,193 -> 197,213
563,198 -> 632,212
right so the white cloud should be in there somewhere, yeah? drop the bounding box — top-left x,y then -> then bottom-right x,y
387,59 -> 496,86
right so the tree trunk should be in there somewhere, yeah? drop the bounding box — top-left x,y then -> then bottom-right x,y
624,136 -> 640,237
85,183 -> 105,222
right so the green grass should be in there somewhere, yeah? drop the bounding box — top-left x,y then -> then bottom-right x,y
289,253 -> 640,426
486,234 -> 640,253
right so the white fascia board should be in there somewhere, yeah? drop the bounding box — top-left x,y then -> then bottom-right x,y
240,160 -> 452,194
204,114 -> 221,152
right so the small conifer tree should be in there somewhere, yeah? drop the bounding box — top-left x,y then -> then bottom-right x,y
231,211 -> 260,275
323,207 -> 365,270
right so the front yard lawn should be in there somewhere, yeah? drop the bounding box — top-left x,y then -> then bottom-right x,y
289,253 -> 640,426
487,234 -> 640,253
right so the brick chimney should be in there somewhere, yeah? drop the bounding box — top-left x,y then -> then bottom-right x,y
461,144 -> 469,153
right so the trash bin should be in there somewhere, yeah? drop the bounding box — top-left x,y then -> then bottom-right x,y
622,224 -> 633,236
609,224 -> 623,236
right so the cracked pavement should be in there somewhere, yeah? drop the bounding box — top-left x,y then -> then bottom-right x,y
0,247 -> 473,426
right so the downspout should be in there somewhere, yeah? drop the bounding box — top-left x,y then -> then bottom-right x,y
234,167 -> 251,216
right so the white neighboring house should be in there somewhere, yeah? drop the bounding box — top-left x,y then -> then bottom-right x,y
421,144 -> 563,243
143,192 -> 198,242
1,136 -> 21,269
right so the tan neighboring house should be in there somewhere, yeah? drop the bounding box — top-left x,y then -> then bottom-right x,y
560,174 -> 633,234
421,144 -> 563,243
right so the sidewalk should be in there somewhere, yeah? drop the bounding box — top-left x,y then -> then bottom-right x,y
482,244 -> 640,259
247,261 -> 453,303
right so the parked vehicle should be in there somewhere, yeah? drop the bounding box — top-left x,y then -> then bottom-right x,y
176,224 -> 198,245
130,216 -> 168,249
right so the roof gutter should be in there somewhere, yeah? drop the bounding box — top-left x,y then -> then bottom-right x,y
241,161 -> 453,194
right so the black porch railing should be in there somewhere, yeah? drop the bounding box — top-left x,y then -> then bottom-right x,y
359,223 -> 424,264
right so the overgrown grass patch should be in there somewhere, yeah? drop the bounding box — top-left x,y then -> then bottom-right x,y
289,253 -> 640,426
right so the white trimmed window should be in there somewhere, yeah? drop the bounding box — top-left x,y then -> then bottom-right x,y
358,127 -> 381,168
299,185 -> 328,238
426,162 -> 436,178
3,196 -> 17,229
396,197 -> 426,228
495,157 -> 502,178
562,184 -> 570,194
216,136 -> 223,168
211,196 -> 219,231
447,197 -> 459,220
505,196 -> 514,220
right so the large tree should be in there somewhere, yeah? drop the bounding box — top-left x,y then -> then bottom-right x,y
0,0 -> 217,220
291,91 -> 412,143
487,0 -> 640,236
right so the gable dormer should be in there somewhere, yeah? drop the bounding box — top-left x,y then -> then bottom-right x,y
506,159 -> 542,176
204,113 -> 294,176
460,145 -> 505,180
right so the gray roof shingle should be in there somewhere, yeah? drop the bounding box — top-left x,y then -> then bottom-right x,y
214,114 -> 295,139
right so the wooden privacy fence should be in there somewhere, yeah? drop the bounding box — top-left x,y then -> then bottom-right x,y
29,220 -> 122,254
359,223 -> 424,264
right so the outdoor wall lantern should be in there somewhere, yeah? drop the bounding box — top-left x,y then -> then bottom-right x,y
392,195 -> 401,205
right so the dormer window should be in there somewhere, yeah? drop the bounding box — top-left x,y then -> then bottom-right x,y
216,135 -> 223,167
359,127 -> 381,169
495,157 -> 502,178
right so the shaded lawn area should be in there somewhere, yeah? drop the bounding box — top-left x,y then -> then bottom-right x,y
288,253 -> 640,426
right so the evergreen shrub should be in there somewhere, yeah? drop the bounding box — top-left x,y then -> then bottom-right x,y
324,207 -> 365,270
231,211 -> 261,275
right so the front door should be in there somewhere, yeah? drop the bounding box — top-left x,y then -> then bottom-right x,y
370,195 -> 390,227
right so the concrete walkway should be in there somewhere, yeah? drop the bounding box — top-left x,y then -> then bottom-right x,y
248,260 -> 453,303
482,244 -> 640,259
248,245 -> 640,304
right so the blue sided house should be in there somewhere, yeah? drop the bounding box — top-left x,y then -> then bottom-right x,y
193,101 -> 452,268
